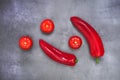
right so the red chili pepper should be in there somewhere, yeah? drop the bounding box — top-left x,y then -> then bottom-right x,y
70,16 -> 104,63
39,39 -> 78,66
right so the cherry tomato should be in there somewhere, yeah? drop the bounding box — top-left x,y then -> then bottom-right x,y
19,36 -> 33,50
68,36 -> 82,49
40,19 -> 54,34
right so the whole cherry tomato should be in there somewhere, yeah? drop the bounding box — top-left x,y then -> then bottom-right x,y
68,36 -> 82,49
40,19 -> 54,34
19,36 -> 33,50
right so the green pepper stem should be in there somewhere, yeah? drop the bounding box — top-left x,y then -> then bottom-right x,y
95,58 -> 99,64
75,59 -> 78,63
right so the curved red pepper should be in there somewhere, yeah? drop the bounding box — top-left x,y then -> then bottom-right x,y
70,16 -> 104,63
39,39 -> 78,66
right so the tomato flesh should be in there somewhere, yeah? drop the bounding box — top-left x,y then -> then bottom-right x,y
40,19 -> 54,33
69,36 -> 82,49
19,36 -> 33,50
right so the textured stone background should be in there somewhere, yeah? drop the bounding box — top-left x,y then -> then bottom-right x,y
0,0 -> 120,80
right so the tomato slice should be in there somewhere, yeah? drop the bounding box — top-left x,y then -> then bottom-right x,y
68,36 -> 82,49
19,36 -> 33,50
40,19 -> 54,34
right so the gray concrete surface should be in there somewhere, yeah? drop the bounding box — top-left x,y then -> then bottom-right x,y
0,0 -> 120,80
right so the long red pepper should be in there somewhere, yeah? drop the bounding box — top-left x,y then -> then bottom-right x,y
39,39 -> 78,66
70,16 -> 104,63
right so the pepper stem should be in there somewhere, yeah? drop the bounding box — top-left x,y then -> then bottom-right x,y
75,59 -> 78,63
95,58 -> 99,64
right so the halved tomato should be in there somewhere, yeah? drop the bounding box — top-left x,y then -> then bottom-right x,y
68,36 -> 82,49
40,19 -> 54,34
19,36 -> 33,50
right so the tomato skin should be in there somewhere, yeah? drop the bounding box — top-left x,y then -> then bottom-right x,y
68,36 -> 82,49
40,19 -> 54,34
19,36 -> 33,50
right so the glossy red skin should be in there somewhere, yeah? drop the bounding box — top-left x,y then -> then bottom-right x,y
69,36 -> 82,49
39,39 -> 77,66
19,36 -> 33,50
40,19 -> 54,34
70,16 -> 104,58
